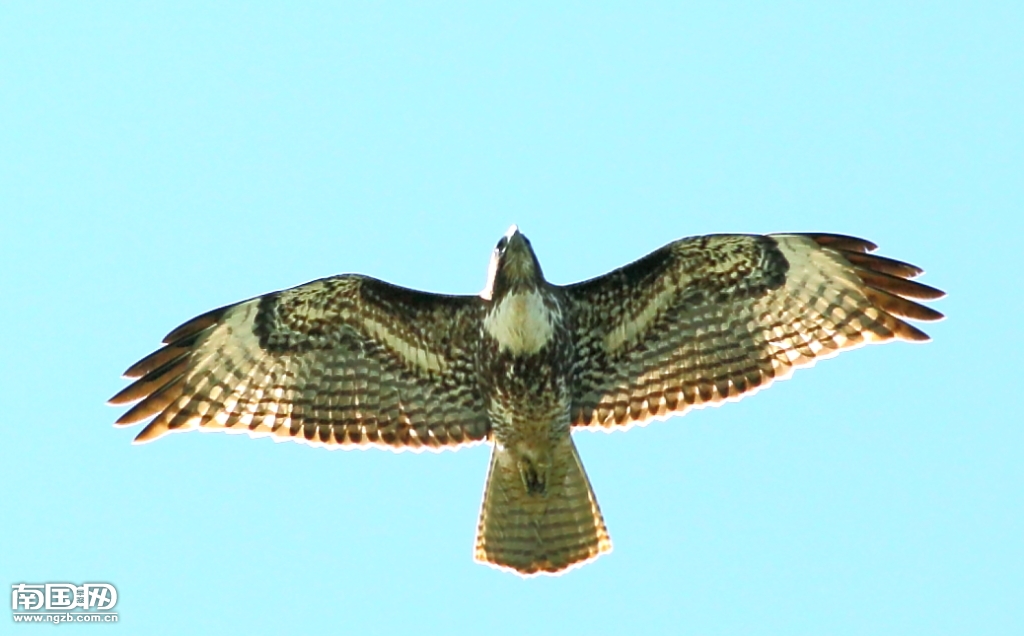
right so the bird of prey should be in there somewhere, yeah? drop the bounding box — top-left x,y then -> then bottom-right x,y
109,227 -> 944,576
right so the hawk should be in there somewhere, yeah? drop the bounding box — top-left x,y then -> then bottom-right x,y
110,227 -> 944,576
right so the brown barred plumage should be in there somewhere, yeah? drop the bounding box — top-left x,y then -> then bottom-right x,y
110,227 -> 943,577
567,233 -> 943,431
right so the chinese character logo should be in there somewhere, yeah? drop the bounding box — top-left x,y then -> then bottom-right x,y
11,585 -> 44,612
12,582 -> 117,616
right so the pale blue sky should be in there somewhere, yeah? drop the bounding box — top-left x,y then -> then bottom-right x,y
2,3 -> 1021,634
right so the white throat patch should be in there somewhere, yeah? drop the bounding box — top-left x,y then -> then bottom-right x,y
483,290 -> 558,355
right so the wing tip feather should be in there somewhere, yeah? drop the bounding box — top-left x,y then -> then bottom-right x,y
802,233 -> 945,339
161,304 -> 232,344
862,286 -> 945,323
132,423 -> 172,444
801,233 -> 879,253
891,320 -> 933,342
112,376 -> 185,425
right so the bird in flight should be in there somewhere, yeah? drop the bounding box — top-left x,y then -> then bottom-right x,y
110,226 -> 944,576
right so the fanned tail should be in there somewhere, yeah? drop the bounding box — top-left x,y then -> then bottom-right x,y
474,436 -> 612,576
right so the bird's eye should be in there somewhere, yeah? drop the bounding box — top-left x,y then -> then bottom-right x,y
496,236 -> 508,251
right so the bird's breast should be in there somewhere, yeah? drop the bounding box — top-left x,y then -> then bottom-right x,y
483,290 -> 561,356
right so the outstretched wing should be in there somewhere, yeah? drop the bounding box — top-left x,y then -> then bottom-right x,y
110,276 -> 490,451
565,233 -> 944,430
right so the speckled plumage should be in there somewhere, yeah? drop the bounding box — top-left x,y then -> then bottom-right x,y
110,227 -> 944,576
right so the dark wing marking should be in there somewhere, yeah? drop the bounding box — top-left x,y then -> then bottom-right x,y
565,233 -> 944,430
110,276 -> 490,451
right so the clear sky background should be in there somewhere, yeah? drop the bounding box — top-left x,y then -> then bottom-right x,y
2,3 -> 1021,635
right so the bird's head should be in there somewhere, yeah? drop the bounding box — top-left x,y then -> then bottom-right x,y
481,225 -> 546,300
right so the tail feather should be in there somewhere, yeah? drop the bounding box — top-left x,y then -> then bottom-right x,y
474,437 -> 612,576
